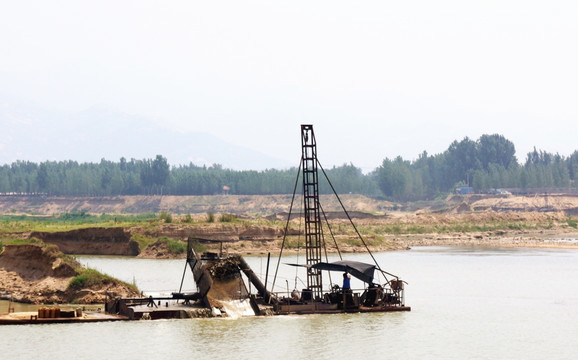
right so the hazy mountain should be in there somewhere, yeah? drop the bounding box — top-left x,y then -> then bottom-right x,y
0,96 -> 291,170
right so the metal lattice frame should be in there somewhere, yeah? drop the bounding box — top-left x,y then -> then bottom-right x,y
301,125 -> 323,300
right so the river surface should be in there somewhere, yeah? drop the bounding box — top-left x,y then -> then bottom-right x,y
1,246 -> 577,359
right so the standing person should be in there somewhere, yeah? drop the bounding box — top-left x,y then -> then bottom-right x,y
342,272 -> 352,309
342,272 -> 351,290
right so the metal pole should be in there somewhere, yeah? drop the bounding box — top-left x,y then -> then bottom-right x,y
178,261 -> 188,293
238,256 -> 272,302
264,252 -> 270,294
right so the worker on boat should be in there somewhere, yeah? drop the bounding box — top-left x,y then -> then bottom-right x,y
342,272 -> 353,308
342,272 -> 351,291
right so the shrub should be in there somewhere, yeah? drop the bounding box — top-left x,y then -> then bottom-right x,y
219,213 -> 236,222
207,212 -> 215,223
159,237 -> 186,254
159,211 -> 173,223
68,269 -> 112,290
68,268 -> 138,292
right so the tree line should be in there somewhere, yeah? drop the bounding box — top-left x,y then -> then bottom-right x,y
0,155 -> 376,197
373,134 -> 578,201
1,134 -> 577,200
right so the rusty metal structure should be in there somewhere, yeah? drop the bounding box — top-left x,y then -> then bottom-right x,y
106,241 -> 277,319
301,125 -> 324,300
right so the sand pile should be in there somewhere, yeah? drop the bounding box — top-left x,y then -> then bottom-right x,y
0,244 -> 139,304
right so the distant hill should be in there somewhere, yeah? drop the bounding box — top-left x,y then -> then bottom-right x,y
0,96 -> 290,170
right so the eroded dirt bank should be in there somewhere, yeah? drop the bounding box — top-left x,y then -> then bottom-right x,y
0,244 -> 139,304
23,224 -> 291,257
138,223 -> 287,241
30,227 -> 140,256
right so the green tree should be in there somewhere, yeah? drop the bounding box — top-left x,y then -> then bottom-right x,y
37,163 -> 50,193
376,157 -> 410,200
152,155 -> 170,193
477,134 -> 517,170
445,137 -> 480,186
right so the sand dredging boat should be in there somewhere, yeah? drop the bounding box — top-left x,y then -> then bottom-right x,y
105,124 -> 410,319
266,124 -> 410,315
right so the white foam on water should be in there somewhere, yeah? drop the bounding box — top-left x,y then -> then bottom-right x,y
219,298 -> 255,318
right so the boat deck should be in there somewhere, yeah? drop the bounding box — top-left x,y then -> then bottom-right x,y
276,302 -> 411,315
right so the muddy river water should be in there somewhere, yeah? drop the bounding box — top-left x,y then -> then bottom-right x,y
1,246 -> 577,359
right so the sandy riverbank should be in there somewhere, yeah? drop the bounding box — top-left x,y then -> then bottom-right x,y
207,227 -> 578,257
0,244 -> 140,304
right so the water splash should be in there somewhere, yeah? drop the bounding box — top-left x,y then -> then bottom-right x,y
219,299 -> 255,319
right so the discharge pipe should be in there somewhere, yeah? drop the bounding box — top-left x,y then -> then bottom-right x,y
238,256 -> 276,304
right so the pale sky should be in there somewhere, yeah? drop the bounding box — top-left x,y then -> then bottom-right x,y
1,1 -> 577,171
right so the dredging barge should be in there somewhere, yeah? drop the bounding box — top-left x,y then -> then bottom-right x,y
105,125 -> 409,319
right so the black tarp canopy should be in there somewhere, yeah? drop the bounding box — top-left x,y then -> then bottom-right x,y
287,260 -> 376,284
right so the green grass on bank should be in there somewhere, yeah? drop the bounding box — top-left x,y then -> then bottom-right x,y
160,236 -> 186,254
0,211 -> 158,234
67,268 -> 138,292
0,211 -> 248,234
131,234 -> 207,255
0,211 -> 214,234
130,233 -> 186,254
0,211 -> 156,224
